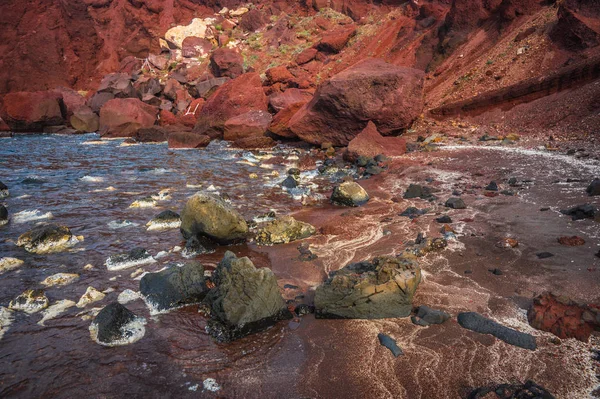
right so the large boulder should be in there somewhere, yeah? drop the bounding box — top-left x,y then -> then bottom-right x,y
99,98 -> 157,138
168,132 -> 211,149
87,92 -> 115,113
315,256 -> 422,319
316,25 -> 356,54
223,110 -> 273,141
135,126 -> 169,142
288,58 -> 424,146
346,121 -> 406,160
16,224 -> 80,254
255,216 -> 316,245
140,261 -> 208,313
97,73 -> 136,98
587,178 -> 600,196
204,251 -> 292,341
70,106 -> 99,133
268,88 -> 313,113
0,91 -> 65,132
165,18 -> 213,49
52,87 -> 87,118
180,193 -> 249,244
89,303 -> 146,346
210,48 -> 244,79
194,73 -> 268,135
268,102 -> 306,138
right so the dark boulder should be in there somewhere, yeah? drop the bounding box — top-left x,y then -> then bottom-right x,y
16,223 -> 79,254
400,207 -> 428,219
560,204 -> 597,221
105,247 -> 155,271
0,205 -> 7,226
140,262 -> 208,313
587,178 -> 600,196
210,48 -> 244,79
457,312 -> 537,350
445,197 -> 466,209
404,184 -> 434,199
135,126 -> 169,143
204,251 -> 292,341
89,302 -> 145,346
411,306 -> 450,326
377,333 -> 403,357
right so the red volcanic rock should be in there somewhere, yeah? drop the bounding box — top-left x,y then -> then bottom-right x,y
288,58 -> 424,146
99,98 -> 157,137
266,66 -> 295,85
528,292 -> 600,342
134,77 -> 162,97
148,53 -> 170,70
346,121 -> 406,160
182,37 -> 213,58
163,78 -> 183,101
174,89 -> 192,113
87,92 -> 115,113
295,48 -> 318,65
268,88 -> 313,112
194,73 -> 268,134
119,56 -> 143,74
239,9 -> 266,32
97,73 -> 136,98
0,118 -> 10,131
223,110 -> 273,141
316,25 -> 356,54
557,236 -> 586,246
70,106 -> 100,133
210,48 -> 244,79
159,109 -> 178,126
269,102 -> 306,138
550,1 -> 600,50
0,91 -> 65,132
135,126 -> 169,142
52,87 -> 87,118
168,132 -> 211,149
233,136 -> 276,149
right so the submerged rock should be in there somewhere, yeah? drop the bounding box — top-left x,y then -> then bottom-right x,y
140,261 -> 208,314
280,175 -> 299,189
445,197 -> 466,209
16,224 -> 80,254
0,257 -> 24,274
146,210 -> 181,231
76,287 -> 106,308
9,289 -> 49,314
468,380 -> 555,399
41,273 -> 79,287
315,256 -> 421,319
0,205 -> 7,226
411,306 -> 451,326
129,196 -> 157,208
180,193 -> 248,244
377,333 -> 403,357
105,248 -> 155,271
331,181 -> 369,207
182,236 -> 216,258
587,178 -> 600,196
435,215 -> 452,223
89,302 -> 146,346
457,312 -> 536,350
560,204 -> 597,221
204,251 -> 291,342
400,207 -> 428,219
255,216 -> 316,246
0,181 -> 9,199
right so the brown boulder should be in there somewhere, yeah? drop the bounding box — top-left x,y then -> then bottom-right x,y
266,66 -> 294,85
194,73 -> 268,135
163,78 -> 183,101
550,1 -> 600,50
182,37 -> 213,58
0,91 -> 65,132
316,25 -> 356,54
135,126 -> 169,142
268,102 -> 306,138
87,92 -> 115,113
159,109 -> 178,126
168,132 -> 211,149
288,58 -> 424,146
268,88 -> 313,112
223,110 -> 273,141
239,9 -> 266,32
148,54 -> 170,70
97,73 -> 136,98
195,77 -> 230,98
210,48 -> 244,79
52,87 -> 86,118
295,48 -> 318,65
70,106 -> 99,133
346,121 -> 406,160
99,98 -> 157,138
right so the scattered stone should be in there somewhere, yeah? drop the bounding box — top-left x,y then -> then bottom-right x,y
76,287 -> 106,308
485,181 -> 498,191
280,175 -> 299,189
255,216 -> 315,246
557,236 -> 585,246
489,268 -> 503,275
435,215 -> 452,223
315,256 -> 421,319
560,204 -> 597,220
105,248 -> 156,271
204,251 -> 292,342
587,178 -> 600,196
528,292 -> 600,342
41,273 -> 79,287
400,207 -> 428,219
445,197 -> 466,209
146,210 -> 181,231
140,261 -> 208,314
180,193 -> 249,244
440,224 -> 455,234
38,300 -> 76,326
89,302 -> 146,346
298,243 -> 317,261
0,257 -> 24,274
16,224 -> 80,254
9,289 -> 49,314
331,181 -> 369,207
403,184 -> 433,199
536,252 -> 554,259
457,312 -> 536,350
411,306 -> 451,326
468,380 -> 556,399
377,333 -> 403,357
540,207 -> 550,211
129,196 -> 157,208
496,238 -> 519,248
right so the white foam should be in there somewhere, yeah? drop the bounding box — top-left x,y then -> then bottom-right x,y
80,175 -> 105,183
105,254 -> 156,271
89,316 -> 147,346
146,220 -> 181,231
203,378 -> 221,392
0,307 -> 14,340
129,198 -> 157,208
108,220 -> 139,229
38,300 -> 76,326
13,209 -> 53,224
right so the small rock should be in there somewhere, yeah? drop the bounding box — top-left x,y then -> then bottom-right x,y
76,287 -> 106,308
411,306 -> 450,326
41,273 -> 80,287
255,216 -> 315,245
9,289 -> 49,314
403,184 -> 434,199
331,181 -> 369,207
496,238 -> 518,248
295,304 -> 314,316
38,300 -> 76,326
0,181 -> 8,199
560,204 -> 596,221
377,333 -> 403,357
0,205 -> 8,226
445,197 -> 466,209
281,175 -> 299,189
557,236 -> 585,246
129,196 -> 156,208
536,252 -> 554,259
435,215 -> 452,223
16,224 -> 80,254
0,257 -> 24,274
400,207 -> 428,219
485,181 -> 498,191
146,210 -> 181,231
489,268 -> 503,275
457,312 -> 536,350
586,178 -> 600,196
89,302 -> 146,346
105,248 -> 156,271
